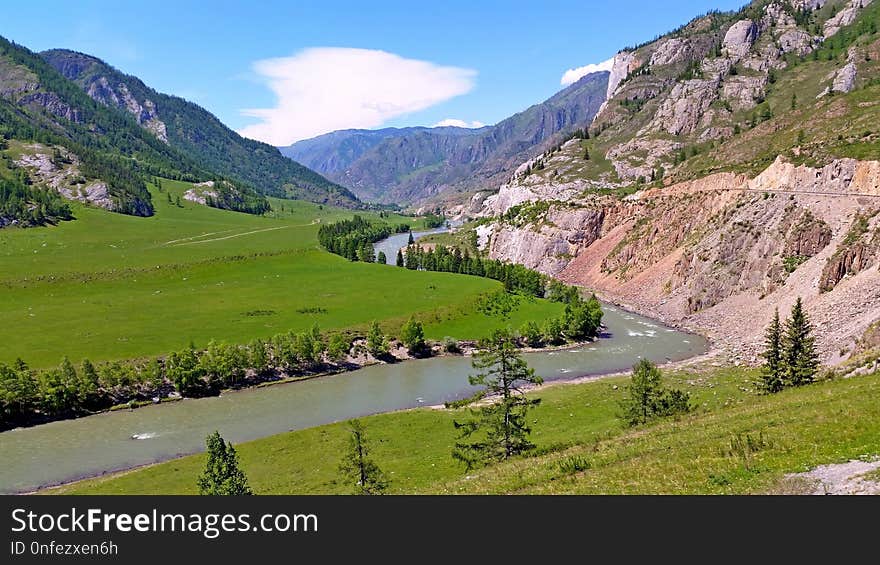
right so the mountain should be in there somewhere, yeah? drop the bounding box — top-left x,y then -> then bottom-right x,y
40,49 -> 359,208
477,0 -> 880,369
280,71 -> 609,205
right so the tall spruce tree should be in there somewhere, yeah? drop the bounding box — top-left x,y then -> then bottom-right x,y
396,249 -> 404,267
197,431 -> 253,495
782,297 -> 818,386
339,419 -> 389,495
760,309 -> 784,393
452,329 -> 543,470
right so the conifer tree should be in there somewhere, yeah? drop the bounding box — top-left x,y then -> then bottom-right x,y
760,309 -> 784,393
782,297 -> 818,386
197,431 -> 253,495
396,249 -> 404,267
339,419 -> 388,495
377,251 -> 387,264
452,329 -> 543,470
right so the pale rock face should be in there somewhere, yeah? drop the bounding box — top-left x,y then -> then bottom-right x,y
475,224 -> 493,251
762,2 -> 797,29
741,43 -> 785,72
649,38 -> 692,66
482,181 -> 582,216
824,0 -> 874,39
700,57 -> 733,80
15,146 -> 116,211
722,74 -> 768,110
723,20 -> 759,61
87,77 -> 169,144
748,155 -> 880,196
832,62 -> 858,92
183,188 -> 219,204
778,29 -> 817,55
606,51 -> 638,100
645,78 -> 720,135
488,207 -> 605,275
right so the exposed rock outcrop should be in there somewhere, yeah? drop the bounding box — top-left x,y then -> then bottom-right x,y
723,20 -> 759,61
484,157 -> 880,363
14,144 -> 116,211
824,0 -> 874,39
645,78 -> 720,136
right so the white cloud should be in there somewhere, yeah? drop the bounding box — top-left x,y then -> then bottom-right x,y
237,47 -> 477,146
560,57 -> 614,86
432,118 -> 486,128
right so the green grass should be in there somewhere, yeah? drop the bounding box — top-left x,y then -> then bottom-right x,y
0,179 -> 561,367
51,365 -> 880,495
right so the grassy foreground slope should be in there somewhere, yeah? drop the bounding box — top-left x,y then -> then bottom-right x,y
50,367 -> 880,495
0,180 -> 560,367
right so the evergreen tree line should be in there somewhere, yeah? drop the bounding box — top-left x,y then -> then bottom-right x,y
759,297 -> 819,393
0,324 -> 351,431
202,180 -> 271,216
0,175 -> 72,226
401,243 -> 546,297
317,215 -> 410,261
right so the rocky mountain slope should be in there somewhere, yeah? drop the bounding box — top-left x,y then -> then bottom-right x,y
281,71 -> 609,205
40,49 -> 358,207
474,0 -> 880,366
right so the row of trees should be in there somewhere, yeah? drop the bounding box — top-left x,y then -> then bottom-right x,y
759,297 -> 819,393
0,324 -> 351,431
400,244 -> 547,298
0,175 -> 73,227
317,215 -> 410,262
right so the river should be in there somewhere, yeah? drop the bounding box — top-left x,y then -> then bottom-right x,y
0,228 -> 706,493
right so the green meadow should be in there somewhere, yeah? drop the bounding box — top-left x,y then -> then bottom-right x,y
49,367 -> 880,495
0,179 -> 560,368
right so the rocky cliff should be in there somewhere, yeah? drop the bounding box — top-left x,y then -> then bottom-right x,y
477,0 -> 880,366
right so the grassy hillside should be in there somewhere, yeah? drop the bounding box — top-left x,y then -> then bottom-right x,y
50,365 -> 880,495
0,180 -> 561,367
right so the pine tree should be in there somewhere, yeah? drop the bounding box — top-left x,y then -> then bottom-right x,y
452,329 -> 543,470
760,309 -> 784,393
339,419 -> 389,494
396,249 -> 404,267
377,251 -> 387,264
197,431 -> 253,495
782,297 -> 818,386
407,231 -> 415,245
618,359 -> 690,426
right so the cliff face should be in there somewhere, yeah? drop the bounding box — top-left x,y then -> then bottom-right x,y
473,0 -> 880,365
482,156 -> 880,365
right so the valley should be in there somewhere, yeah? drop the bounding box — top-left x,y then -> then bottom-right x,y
2,0 -> 879,499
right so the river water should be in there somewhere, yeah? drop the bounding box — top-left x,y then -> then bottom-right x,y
0,229 -> 706,493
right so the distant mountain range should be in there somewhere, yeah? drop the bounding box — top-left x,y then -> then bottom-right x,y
281,71 -> 609,205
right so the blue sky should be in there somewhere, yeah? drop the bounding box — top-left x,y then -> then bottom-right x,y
3,0 -> 745,145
